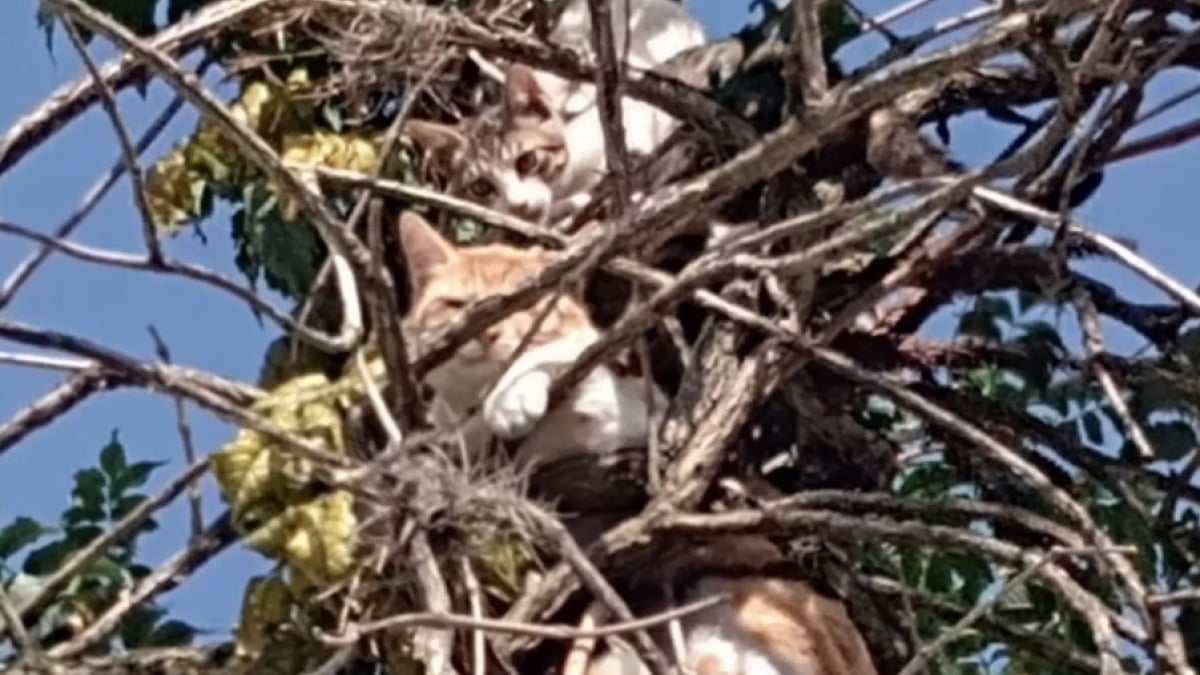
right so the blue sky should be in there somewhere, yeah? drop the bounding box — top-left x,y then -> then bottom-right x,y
1,0 -> 1198,646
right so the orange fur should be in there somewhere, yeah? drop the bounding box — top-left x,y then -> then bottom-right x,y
401,212 -> 591,363
399,211 -> 664,468
576,576 -> 879,675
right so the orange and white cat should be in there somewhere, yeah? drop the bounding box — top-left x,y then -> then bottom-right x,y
399,210 -> 665,468
399,212 -> 879,675
570,536 -> 881,675
580,575 -> 881,675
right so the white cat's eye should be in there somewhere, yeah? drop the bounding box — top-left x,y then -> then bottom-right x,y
467,179 -> 495,199
515,151 -> 538,176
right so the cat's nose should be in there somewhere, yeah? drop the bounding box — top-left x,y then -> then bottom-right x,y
511,203 -> 545,223
479,327 -> 501,348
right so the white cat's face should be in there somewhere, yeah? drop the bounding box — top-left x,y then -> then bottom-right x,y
463,152 -> 561,223
404,64 -> 567,225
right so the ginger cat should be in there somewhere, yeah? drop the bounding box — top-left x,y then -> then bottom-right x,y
404,0 -> 706,224
581,576 -> 881,675
398,212 -> 878,674
398,210 -> 665,468
573,537 -> 881,675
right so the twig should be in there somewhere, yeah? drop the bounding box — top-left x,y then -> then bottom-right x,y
1073,290 -> 1155,459
525,505 -> 672,675
320,594 -> 727,644
408,531 -> 459,675
459,557 -> 486,675
354,350 -> 402,446
585,0 -> 632,210
44,0 -> 369,353
660,508 -> 1140,661
0,368 -> 129,457
61,18 -> 164,266
0,70 -> 195,310
808,344 -> 1151,641
0,585 -> 38,658
147,326 -> 205,537
966,183 -> 1200,315
365,199 -> 421,429
0,0 -> 265,177
790,0 -> 830,106
47,513 -> 237,658
864,575 -> 1100,673
14,458 -> 211,624
897,547 -> 1120,675
0,219 -> 354,353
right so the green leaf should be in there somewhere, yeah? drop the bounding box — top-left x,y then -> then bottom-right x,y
819,1 -> 862,54
231,206 -> 263,289
924,553 -> 954,593
120,604 -> 166,648
99,430 -> 128,483
0,517 -> 53,561
113,460 -> 167,495
977,295 -> 1014,323
167,0 -> 214,23
129,563 -> 153,580
1018,320 -> 1066,353
65,524 -> 104,549
1144,420 -> 1197,461
24,540 -> 76,575
144,619 -> 198,647
945,552 -> 993,603
89,0 -> 157,37
35,3 -> 57,56
71,467 -> 107,520
84,556 -> 133,588
232,184 -> 325,300
957,307 -> 1001,341
112,494 -> 149,521
64,503 -> 106,525
1016,289 -> 1043,315
898,462 -> 960,498
1080,410 -> 1105,446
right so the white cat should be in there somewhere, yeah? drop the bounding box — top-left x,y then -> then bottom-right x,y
405,0 -> 706,224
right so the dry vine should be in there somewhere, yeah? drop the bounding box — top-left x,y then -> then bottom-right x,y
4,0 -> 1200,674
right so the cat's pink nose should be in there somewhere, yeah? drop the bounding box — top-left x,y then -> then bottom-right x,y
511,204 -> 545,223
480,327 -> 501,348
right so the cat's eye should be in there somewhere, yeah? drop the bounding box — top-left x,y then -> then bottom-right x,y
438,298 -> 468,311
515,151 -> 538,177
467,179 -> 495,200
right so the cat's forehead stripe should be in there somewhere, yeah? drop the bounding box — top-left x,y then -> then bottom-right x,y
416,247 -> 549,297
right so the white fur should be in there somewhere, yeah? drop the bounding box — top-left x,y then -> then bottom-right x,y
678,577 -> 817,675
585,576 -> 818,675
425,329 -> 666,470
492,165 -> 558,223
534,0 -> 707,218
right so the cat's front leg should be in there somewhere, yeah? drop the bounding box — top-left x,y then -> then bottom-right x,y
481,337 -> 594,439
482,366 -> 553,439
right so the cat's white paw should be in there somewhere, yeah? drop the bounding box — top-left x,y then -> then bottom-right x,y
482,369 -> 552,439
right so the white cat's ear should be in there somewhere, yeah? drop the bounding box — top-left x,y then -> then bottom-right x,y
403,120 -> 467,159
398,211 -> 456,292
503,64 -> 553,121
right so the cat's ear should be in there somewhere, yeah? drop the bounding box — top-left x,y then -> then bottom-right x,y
503,64 -> 553,122
403,119 -> 467,170
398,211 -> 456,293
